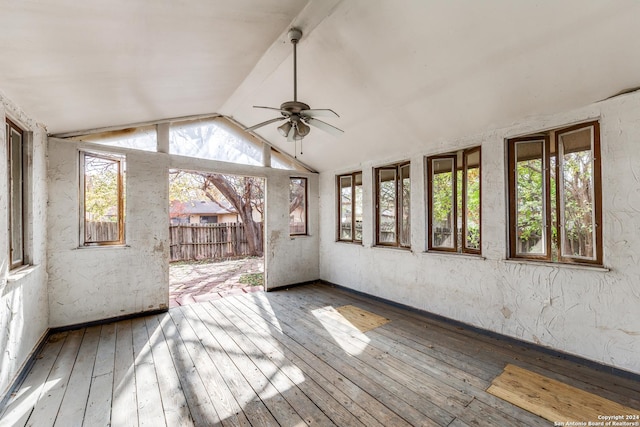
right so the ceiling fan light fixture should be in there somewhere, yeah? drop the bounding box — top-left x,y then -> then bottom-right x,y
277,121 -> 292,137
297,121 -> 310,137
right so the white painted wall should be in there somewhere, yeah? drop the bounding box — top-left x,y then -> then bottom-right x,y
0,94 -> 49,396
264,173 -> 320,288
47,140 -> 170,327
319,91 -> 640,376
47,142 -> 319,327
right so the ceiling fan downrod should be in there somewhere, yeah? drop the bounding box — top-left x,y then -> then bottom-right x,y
243,26 -> 343,142
288,28 -> 302,102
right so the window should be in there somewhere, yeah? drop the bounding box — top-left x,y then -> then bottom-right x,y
427,147 -> 481,254
337,172 -> 363,242
68,126 -> 157,152
289,177 -> 307,235
200,215 -> 218,224
80,151 -> 126,246
375,162 -> 410,247
507,121 -> 602,264
170,117 -> 263,166
6,119 -> 25,268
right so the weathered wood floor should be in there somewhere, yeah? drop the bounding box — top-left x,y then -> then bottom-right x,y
1,283 -> 639,426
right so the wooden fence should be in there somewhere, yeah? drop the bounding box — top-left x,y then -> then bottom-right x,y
85,221 -> 119,242
169,222 -> 262,262
85,221 -> 261,262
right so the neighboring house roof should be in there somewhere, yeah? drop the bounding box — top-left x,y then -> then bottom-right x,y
170,200 -> 236,218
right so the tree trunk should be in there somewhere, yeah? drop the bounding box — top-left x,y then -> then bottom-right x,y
202,174 -> 264,257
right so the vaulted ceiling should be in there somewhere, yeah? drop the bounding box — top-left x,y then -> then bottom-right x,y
2,0 -> 640,171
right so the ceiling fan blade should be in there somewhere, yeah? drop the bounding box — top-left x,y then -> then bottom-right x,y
244,116 -> 286,132
306,118 -> 344,136
253,106 -> 291,116
301,108 -> 340,118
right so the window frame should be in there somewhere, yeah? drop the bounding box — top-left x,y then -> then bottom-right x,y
289,176 -> 308,236
507,121 -> 602,265
427,154 -> 458,253
426,146 -> 482,254
462,147 -> 482,254
374,162 -> 411,248
6,119 -> 25,269
79,150 -> 126,247
336,171 -> 363,243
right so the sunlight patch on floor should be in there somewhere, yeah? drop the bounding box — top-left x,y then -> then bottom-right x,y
311,306 -> 374,355
0,378 -> 60,427
335,305 -> 390,332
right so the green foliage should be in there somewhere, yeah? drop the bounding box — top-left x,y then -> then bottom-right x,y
560,151 -> 594,256
515,149 -> 595,257
84,157 -> 122,222
430,167 -> 481,249
516,159 -> 544,245
169,170 -> 208,202
432,171 -> 453,224
465,168 -> 480,249
239,273 -> 263,287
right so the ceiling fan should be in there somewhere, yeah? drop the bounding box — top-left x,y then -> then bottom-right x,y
244,28 -> 343,143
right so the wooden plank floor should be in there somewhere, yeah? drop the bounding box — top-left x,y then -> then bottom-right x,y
2,284 -> 639,426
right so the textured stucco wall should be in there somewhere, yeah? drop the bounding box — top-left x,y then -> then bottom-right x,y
319,91 -> 640,375
0,94 -> 49,396
47,141 -> 319,327
47,140 -> 170,327
264,173 -> 320,289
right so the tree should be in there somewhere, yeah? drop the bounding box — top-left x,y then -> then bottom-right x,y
201,173 -> 264,257
84,156 -> 121,222
169,121 -> 266,257
169,169 -> 265,257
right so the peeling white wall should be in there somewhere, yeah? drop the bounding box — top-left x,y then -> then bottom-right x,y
47,140 -> 170,327
47,142 -> 319,327
319,91 -> 640,375
0,94 -> 49,396
264,173 -> 320,288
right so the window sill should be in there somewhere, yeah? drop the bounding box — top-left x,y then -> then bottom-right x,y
424,250 -> 486,260
503,258 -> 610,272
7,265 -> 39,282
75,244 -> 130,250
290,234 -> 311,240
335,240 -> 364,246
373,245 -> 412,252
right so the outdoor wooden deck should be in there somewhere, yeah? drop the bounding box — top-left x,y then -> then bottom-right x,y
1,283 -> 639,426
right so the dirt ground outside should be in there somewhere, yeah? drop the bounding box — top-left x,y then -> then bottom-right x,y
169,257 -> 264,307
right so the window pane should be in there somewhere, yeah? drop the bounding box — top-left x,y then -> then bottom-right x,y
271,148 -> 303,171
400,164 -> 411,247
378,169 -> 396,243
84,153 -> 124,244
550,154 -> 558,261
170,118 -> 263,166
289,178 -> 307,235
339,176 -> 353,240
464,150 -> 480,251
515,140 -> 546,255
354,173 -> 363,241
10,127 -> 23,266
559,127 -> 596,260
431,158 -> 455,249
70,126 -> 156,152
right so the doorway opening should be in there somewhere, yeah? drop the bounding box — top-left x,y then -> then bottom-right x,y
168,169 -> 265,307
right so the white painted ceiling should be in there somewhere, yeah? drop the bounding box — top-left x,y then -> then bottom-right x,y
2,0 -> 640,172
